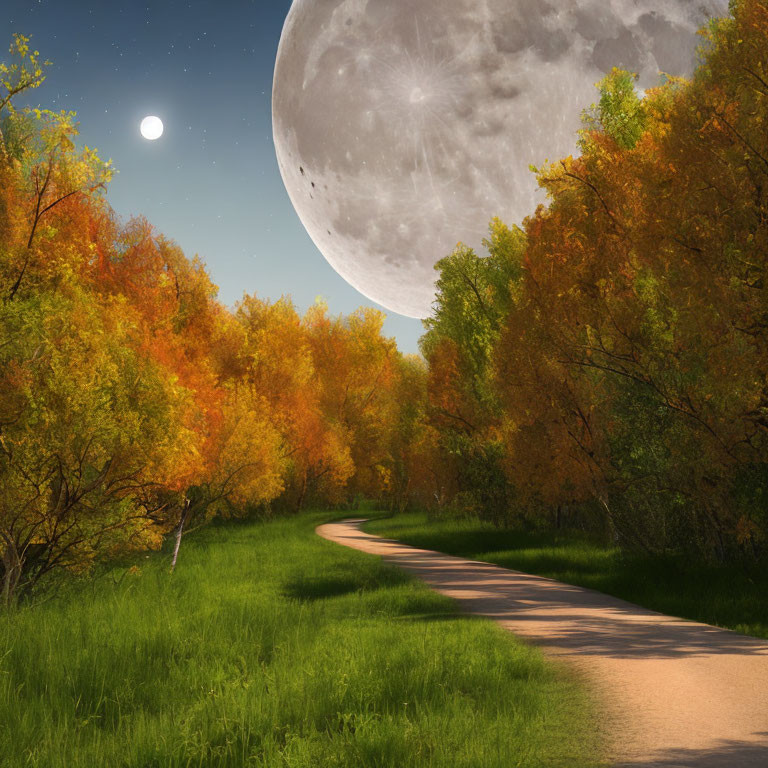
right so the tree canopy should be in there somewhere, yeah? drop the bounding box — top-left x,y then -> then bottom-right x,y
419,0 -> 768,561
3,0 -> 768,602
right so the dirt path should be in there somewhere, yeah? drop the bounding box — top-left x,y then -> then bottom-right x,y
317,519 -> 768,768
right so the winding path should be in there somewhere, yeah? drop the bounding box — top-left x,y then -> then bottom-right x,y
317,519 -> 768,768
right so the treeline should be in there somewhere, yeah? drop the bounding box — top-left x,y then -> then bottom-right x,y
418,0 -> 768,563
0,35 -> 426,604
2,0 -> 766,603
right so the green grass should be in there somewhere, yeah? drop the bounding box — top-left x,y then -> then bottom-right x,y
365,513 -> 768,640
0,512 -> 605,767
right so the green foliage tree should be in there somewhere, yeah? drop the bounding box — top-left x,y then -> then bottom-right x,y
420,220 -> 526,522
582,68 -> 647,150
0,33 -> 49,122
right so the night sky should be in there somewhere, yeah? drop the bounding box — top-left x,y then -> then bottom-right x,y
3,0 -> 425,353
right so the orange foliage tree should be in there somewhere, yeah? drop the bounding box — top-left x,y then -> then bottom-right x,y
422,0 -> 768,560
0,33 -> 426,600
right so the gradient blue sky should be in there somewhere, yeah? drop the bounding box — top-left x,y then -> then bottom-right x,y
3,0 -> 425,353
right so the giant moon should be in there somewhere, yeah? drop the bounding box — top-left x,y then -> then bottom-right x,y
273,0 -> 728,318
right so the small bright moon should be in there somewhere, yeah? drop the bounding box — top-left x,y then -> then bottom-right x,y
140,115 -> 164,141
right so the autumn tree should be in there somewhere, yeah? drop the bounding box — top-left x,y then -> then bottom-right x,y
420,220 -> 525,522
235,296 -> 354,511
0,285 -> 197,605
0,37 -> 180,603
492,0 -> 768,556
384,354 -> 446,513
416,0 -> 768,560
1,104 -> 113,300
0,31 -> 436,600
0,33 -> 49,143
304,304 -> 401,502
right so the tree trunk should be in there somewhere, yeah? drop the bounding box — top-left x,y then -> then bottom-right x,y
707,502 -> 728,564
296,471 -> 308,513
1,544 -> 22,609
398,478 -> 411,514
599,495 -> 617,545
170,500 -> 190,573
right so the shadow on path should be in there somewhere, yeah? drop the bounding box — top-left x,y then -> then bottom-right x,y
618,733 -> 768,767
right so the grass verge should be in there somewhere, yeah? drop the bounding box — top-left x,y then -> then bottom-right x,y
0,512 -> 604,767
364,513 -> 768,640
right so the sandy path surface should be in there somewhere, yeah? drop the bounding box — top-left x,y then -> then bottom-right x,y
317,519 -> 768,768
